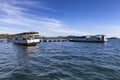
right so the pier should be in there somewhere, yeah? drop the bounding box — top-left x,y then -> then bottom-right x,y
40,38 -> 68,42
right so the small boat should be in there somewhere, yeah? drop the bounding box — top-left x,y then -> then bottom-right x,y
0,38 -> 7,42
69,35 -> 107,43
13,32 -> 40,46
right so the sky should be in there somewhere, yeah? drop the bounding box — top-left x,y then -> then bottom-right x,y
0,0 -> 120,37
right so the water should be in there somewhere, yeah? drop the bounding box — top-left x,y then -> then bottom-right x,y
0,39 -> 120,80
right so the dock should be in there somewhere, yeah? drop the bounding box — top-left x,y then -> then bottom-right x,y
40,38 -> 68,42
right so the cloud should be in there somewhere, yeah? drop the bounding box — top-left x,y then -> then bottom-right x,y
0,27 -> 25,34
0,0 -> 89,36
90,24 -> 120,37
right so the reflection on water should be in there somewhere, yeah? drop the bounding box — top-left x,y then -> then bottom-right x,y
14,45 -> 39,67
15,45 -> 39,53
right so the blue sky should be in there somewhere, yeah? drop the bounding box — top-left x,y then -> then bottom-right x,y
0,0 -> 120,37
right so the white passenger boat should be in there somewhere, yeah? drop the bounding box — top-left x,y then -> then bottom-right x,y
69,35 -> 107,43
13,32 -> 40,46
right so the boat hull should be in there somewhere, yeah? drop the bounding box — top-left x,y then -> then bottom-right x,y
13,39 -> 40,46
69,39 -> 106,43
14,42 -> 39,46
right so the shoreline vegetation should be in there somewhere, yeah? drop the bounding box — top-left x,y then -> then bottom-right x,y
0,33 -> 75,39
107,37 -> 120,39
0,33 -> 119,39
0,34 -> 12,38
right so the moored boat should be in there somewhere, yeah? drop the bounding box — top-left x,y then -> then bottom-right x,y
69,35 -> 107,43
13,32 -> 40,46
0,38 -> 7,42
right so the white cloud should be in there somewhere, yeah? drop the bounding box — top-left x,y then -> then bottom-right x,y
0,0 -> 89,36
90,24 -> 120,38
0,27 -> 24,34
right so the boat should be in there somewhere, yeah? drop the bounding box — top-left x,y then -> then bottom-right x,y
13,32 -> 40,46
0,38 -> 7,42
69,35 -> 107,43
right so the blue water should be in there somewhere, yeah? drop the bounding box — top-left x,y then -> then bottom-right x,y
0,39 -> 120,80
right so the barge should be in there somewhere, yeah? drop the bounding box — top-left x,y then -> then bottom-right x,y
69,35 -> 107,43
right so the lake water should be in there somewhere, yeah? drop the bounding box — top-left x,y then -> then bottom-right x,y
0,39 -> 120,80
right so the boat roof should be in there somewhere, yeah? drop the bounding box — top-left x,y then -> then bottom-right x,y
15,32 -> 39,35
96,35 -> 105,36
74,36 -> 86,38
74,35 -> 105,38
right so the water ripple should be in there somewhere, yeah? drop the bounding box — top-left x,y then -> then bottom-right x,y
0,40 -> 120,80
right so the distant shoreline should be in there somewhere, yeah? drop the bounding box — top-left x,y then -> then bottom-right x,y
107,37 -> 120,39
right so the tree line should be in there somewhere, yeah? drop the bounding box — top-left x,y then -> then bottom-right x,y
0,34 -> 12,38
